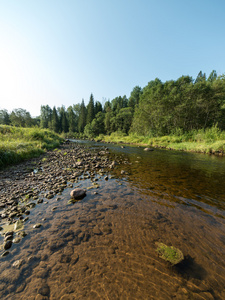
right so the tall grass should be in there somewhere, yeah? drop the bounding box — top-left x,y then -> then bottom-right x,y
0,125 -> 64,168
97,126 -> 225,154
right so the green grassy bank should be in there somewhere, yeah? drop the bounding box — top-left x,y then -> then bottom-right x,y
0,125 -> 64,169
97,126 -> 225,155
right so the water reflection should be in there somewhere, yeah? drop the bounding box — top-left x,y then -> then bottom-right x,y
99,143 -> 225,216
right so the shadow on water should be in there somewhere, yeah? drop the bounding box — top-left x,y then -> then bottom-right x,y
175,255 -> 207,280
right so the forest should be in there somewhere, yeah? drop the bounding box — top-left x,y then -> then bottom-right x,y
1,70 -> 225,139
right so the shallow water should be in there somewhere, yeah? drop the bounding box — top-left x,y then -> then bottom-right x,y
0,141 -> 225,299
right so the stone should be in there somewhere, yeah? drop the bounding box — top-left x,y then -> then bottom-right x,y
14,220 -> 24,231
70,188 -> 86,200
33,223 -> 42,229
38,283 -> 50,296
13,237 -> 21,244
4,240 -> 12,250
144,147 -> 154,151
1,251 -> 9,257
12,259 -> 24,268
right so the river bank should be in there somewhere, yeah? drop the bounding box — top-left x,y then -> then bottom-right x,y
97,128 -> 225,156
0,125 -> 63,169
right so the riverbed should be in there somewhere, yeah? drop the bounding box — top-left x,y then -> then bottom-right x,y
0,140 -> 225,299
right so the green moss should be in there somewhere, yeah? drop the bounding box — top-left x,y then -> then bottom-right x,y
156,242 -> 184,265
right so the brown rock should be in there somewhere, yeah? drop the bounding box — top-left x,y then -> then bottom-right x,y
70,188 -> 86,200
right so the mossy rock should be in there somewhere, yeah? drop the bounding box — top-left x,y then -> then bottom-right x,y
156,242 -> 184,265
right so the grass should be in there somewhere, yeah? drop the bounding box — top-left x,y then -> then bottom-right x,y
97,126 -> 225,155
0,125 -> 64,169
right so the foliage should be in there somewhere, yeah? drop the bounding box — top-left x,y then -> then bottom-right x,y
131,73 -> 225,136
1,70 -> 225,155
78,99 -> 86,133
0,125 -> 63,169
86,93 -> 95,125
9,108 -> 34,127
97,124 -> 225,154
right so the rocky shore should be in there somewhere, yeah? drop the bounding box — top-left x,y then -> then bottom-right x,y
0,140 -> 114,256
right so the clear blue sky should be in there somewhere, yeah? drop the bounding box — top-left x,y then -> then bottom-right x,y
0,0 -> 225,117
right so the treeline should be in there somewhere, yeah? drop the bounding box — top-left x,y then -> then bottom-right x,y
0,108 -> 40,128
1,70 -> 225,138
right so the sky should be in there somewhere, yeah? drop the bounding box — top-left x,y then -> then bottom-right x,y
0,0 -> 225,117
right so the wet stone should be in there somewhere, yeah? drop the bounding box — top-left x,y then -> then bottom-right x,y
12,259 -> 24,268
1,251 -> 9,257
4,240 -> 12,250
12,237 -> 21,244
18,231 -> 27,238
38,283 -> 50,296
33,223 -> 42,229
70,188 -> 86,200
4,235 -> 13,242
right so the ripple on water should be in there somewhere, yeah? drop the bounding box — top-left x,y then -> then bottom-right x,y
0,141 -> 225,299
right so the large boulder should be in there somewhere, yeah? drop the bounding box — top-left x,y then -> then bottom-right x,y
70,188 -> 86,200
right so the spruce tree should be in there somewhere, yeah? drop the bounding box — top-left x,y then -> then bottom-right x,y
51,106 -> 60,133
86,93 -> 95,124
78,99 -> 86,133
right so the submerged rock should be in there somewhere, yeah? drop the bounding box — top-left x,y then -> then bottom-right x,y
156,242 -> 184,265
4,240 -> 12,250
70,188 -> 86,200
144,147 -> 154,151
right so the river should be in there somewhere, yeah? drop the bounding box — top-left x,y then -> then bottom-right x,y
0,140 -> 225,299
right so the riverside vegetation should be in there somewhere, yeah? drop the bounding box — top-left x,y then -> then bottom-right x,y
1,70 -> 225,161
0,125 -> 63,169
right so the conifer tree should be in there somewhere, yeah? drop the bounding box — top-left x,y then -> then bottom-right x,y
78,99 -> 86,133
51,106 -> 60,133
86,93 -> 95,124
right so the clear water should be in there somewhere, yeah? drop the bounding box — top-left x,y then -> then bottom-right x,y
0,141 -> 225,299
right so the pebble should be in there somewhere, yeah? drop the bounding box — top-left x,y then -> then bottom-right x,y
1,251 -> 9,257
12,259 -> 24,268
33,223 -> 42,229
13,237 -> 21,244
3,240 -> 12,250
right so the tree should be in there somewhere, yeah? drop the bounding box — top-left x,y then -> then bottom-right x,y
58,106 -> 69,133
111,96 -> 128,114
208,70 -> 217,82
91,111 -> 105,136
0,109 -> 10,125
104,104 -> 113,134
51,106 -> 60,133
78,99 -> 86,133
95,101 -> 103,115
128,86 -> 142,110
40,105 -> 52,128
195,71 -> 206,83
67,106 -> 78,133
10,108 -> 33,127
116,107 -> 133,134
86,94 -> 95,125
